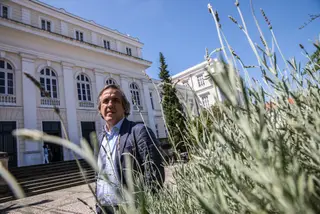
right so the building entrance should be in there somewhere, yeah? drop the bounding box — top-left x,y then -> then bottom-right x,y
42,121 -> 63,162
0,122 -> 17,168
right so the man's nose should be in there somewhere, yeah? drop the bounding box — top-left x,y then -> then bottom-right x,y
106,100 -> 114,106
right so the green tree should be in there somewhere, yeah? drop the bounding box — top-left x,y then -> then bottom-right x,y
158,52 -> 186,151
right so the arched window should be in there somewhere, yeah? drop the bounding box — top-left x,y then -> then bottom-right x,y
40,67 -> 58,98
130,82 -> 141,106
0,59 -> 14,95
105,78 -> 116,86
76,74 -> 92,102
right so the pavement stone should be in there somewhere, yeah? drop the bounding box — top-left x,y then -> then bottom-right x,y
0,183 -> 96,214
0,166 -> 175,214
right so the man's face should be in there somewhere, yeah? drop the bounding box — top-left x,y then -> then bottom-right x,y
99,87 -> 125,128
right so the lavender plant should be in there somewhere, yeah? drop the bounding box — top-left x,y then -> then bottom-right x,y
136,1 -> 320,214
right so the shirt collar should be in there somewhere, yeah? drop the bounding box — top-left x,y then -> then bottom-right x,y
105,117 -> 125,136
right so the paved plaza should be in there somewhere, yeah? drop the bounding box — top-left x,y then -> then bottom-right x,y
0,183 -> 96,214
0,167 -> 174,214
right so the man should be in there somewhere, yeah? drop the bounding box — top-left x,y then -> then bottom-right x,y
43,144 -> 50,164
95,84 -> 165,214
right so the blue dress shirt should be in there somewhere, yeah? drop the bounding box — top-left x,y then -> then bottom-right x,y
97,118 -> 125,206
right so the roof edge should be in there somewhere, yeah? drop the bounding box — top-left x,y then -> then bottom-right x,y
28,0 -> 143,44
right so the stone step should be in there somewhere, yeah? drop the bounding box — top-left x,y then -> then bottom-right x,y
9,159 -> 85,171
20,170 -> 95,187
10,159 -> 90,176
23,173 -> 96,193
0,179 -> 96,204
13,164 -> 92,180
0,159 -> 96,204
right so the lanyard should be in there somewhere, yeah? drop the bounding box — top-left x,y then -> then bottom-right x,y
101,133 -> 120,157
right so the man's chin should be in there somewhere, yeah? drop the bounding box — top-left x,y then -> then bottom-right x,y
105,117 -> 114,122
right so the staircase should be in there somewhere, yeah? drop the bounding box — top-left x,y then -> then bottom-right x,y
0,159 -> 95,203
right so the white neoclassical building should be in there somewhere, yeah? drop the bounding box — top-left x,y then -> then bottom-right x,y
0,0 -> 168,168
172,58 -> 226,109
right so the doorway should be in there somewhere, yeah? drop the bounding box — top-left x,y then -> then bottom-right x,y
0,122 -> 17,168
81,121 -> 96,150
42,121 -> 63,163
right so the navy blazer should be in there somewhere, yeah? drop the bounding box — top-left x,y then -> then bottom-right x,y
96,118 -> 165,190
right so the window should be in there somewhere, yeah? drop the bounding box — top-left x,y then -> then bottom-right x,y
130,83 -> 141,106
75,30 -> 84,41
150,92 -> 154,110
0,60 -> 14,95
197,74 -> 205,87
103,40 -> 110,50
76,74 -> 92,101
41,19 -> 51,32
40,68 -> 58,98
126,47 -> 132,56
201,95 -> 209,108
105,78 -> 116,86
155,124 -> 159,138
1,5 -> 8,18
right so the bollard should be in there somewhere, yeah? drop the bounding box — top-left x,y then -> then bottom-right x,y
0,152 -> 9,194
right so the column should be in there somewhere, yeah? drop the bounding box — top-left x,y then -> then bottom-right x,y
142,80 -> 156,133
120,75 -> 133,120
62,62 -> 80,160
95,71 -> 105,127
21,54 -> 40,166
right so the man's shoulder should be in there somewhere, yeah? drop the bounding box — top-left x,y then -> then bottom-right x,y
124,119 -> 155,136
126,119 -> 145,131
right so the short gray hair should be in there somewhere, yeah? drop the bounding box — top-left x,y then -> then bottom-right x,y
97,84 -> 131,117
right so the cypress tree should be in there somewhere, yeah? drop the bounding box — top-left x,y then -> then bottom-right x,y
158,52 -> 186,152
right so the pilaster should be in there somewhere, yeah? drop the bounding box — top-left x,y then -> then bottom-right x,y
62,62 -> 79,160
61,21 -> 68,36
142,80 -> 156,133
21,8 -> 31,25
120,75 -> 133,120
21,53 -> 41,165
95,70 -> 105,127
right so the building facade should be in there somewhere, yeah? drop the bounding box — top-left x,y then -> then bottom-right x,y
172,58 -> 225,109
0,0 -> 168,168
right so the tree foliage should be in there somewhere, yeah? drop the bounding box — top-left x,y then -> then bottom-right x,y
158,52 -> 186,151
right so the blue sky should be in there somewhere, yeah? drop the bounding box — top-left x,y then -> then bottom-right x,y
41,0 -> 319,81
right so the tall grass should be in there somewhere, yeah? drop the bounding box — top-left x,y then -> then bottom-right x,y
1,1 -> 319,213
137,1 -> 320,214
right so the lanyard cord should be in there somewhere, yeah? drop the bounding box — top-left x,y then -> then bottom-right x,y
101,133 -> 120,158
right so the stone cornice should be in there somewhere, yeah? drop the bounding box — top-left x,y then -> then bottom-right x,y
141,78 -> 152,84
172,58 -> 217,80
120,74 -> 130,80
0,18 -> 152,67
12,0 -> 143,47
93,69 -> 105,75
1,46 -> 144,78
20,53 -> 37,61
61,62 -> 75,68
